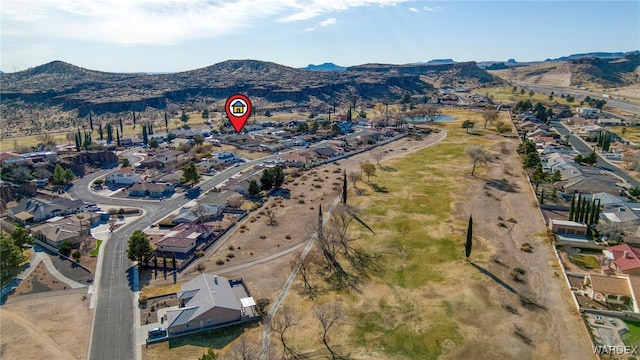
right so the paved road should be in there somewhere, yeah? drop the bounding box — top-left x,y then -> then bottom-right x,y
550,121 -> 640,188
71,148 -> 280,360
520,84 -> 640,116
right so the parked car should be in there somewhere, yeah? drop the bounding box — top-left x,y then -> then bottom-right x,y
148,327 -> 166,337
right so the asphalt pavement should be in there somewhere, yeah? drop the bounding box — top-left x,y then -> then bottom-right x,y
550,121 -> 640,188
70,148 -> 275,360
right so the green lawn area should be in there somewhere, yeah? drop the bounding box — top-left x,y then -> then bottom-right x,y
571,254 -> 600,269
346,124 -> 494,357
608,126 -> 640,145
481,86 -> 576,106
624,321 -> 640,347
90,240 -> 102,257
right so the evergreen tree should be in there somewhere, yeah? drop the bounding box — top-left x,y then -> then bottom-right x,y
149,122 -> 154,135
74,132 -> 81,152
119,118 -> 123,132
593,199 -> 601,224
132,111 -> 136,126
126,230 -> 153,264
584,198 -> 592,224
465,215 -> 473,261
540,189 -> 545,204
181,162 -> 200,185
98,123 -> 104,141
116,127 -> 121,147
342,170 -> 347,204
576,194 -> 584,222
569,193 -> 576,221
164,112 -> 168,131
272,165 -> 285,188
89,112 -> 94,130
248,179 -> 261,196
142,124 -> 148,144
106,123 -> 113,143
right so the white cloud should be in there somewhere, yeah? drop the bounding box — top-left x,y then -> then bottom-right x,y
277,0 -> 408,22
423,6 -> 436,12
319,18 -> 337,27
409,7 -> 418,13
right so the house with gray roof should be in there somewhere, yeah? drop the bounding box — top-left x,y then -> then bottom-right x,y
165,274 -> 256,335
173,204 -> 222,224
8,197 -> 85,224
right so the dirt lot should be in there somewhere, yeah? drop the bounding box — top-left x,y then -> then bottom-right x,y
0,292 -> 92,360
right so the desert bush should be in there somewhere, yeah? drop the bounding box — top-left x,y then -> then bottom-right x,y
285,234 -> 291,239
216,259 -> 225,265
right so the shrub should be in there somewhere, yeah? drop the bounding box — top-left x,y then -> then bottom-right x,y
226,253 -> 235,259
298,199 -> 305,204
285,234 -> 291,239
195,250 -> 205,258
216,259 -> 225,265
259,235 -> 266,239
256,298 -> 270,315
138,296 -> 148,306
498,222 -> 507,228
507,217 -> 518,223
228,245 -> 235,251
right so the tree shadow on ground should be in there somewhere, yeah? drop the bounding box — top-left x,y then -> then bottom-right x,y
380,165 -> 396,172
271,188 -> 291,199
369,182 -> 388,193
485,179 -> 518,193
470,262 -> 517,294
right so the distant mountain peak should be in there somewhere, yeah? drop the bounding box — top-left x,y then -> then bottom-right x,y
426,59 -> 456,65
300,62 -> 346,71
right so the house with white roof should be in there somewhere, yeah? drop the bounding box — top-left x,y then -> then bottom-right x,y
106,167 -> 142,185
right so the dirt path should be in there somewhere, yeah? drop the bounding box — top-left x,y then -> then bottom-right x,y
452,137 -> 594,359
1,309 -> 77,359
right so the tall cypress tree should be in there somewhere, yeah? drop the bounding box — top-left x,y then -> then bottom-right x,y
569,193 -> 576,221
74,132 -> 81,152
575,194 -> 583,222
116,127 -> 121,147
132,111 -> 136,126
592,199 -> 601,224
580,199 -> 589,223
149,122 -> 154,135
98,123 -> 104,141
584,198 -> 592,225
465,215 -> 473,261
568,193 -> 574,220
106,123 -> 113,143
142,124 -> 148,144
89,112 -> 94,130
164,112 -> 168,132
119,118 -> 123,132
342,170 -> 347,204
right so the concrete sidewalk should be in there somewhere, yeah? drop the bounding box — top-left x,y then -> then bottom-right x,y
33,248 -> 86,289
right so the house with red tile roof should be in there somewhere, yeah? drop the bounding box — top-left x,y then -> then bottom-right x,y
602,243 -> 640,275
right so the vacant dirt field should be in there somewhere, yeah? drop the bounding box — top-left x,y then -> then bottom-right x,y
0,292 -> 92,360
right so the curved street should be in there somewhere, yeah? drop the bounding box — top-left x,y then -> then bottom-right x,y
550,121 -> 640,188
71,149 -> 273,360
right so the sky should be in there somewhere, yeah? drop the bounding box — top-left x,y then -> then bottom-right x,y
1,0 -> 639,73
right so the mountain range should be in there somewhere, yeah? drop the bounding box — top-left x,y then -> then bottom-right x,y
1,51 -> 637,128
0,59 -> 500,117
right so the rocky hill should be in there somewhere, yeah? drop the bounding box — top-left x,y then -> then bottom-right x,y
1,59 -> 499,114
490,52 -> 640,89
347,61 -> 500,87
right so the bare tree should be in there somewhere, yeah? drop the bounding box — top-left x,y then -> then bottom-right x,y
482,107 -> 499,128
230,334 -> 260,360
347,171 -> 361,189
313,302 -> 345,360
266,209 -> 278,226
465,145 -> 491,176
296,250 -> 319,297
227,194 -> 245,208
192,204 -> 209,225
271,306 -> 303,359
596,222 -> 631,243
328,203 -> 356,254
371,148 -> 384,165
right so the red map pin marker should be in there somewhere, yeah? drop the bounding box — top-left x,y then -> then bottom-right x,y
225,94 -> 252,133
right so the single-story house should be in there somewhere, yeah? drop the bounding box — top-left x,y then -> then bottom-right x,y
106,167 -> 142,185
173,204 -> 222,224
137,158 -> 165,170
586,274 -> 636,311
30,213 -> 99,248
548,219 -> 588,236
165,274 -> 255,335
155,223 -> 214,255
128,183 -> 175,198
602,243 -> 640,275
8,197 -> 86,224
